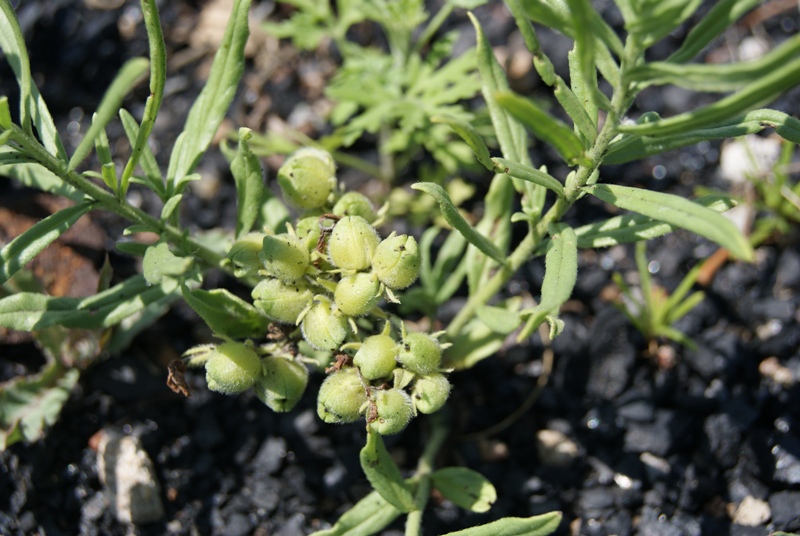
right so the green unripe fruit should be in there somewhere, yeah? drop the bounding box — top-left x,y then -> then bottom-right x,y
333,192 -> 377,223
259,233 -> 310,284
227,232 -> 266,278
353,333 -> 398,380
328,216 -> 380,271
252,278 -> 312,324
256,357 -> 308,412
334,272 -> 381,317
277,148 -> 336,209
397,332 -> 442,375
411,373 -> 451,414
295,216 -> 321,252
369,389 -> 413,435
317,368 -> 367,424
372,233 -> 421,290
205,342 -> 262,394
301,299 -> 348,350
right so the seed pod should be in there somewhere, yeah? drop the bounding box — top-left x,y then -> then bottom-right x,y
397,332 -> 442,375
317,368 -> 367,424
256,356 -> 308,412
295,216 -> 321,252
333,192 -> 377,223
411,373 -> 451,414
334,272 -> 381,317
259,233 -> 310,284
372,233 -> 421,290
205,342 -> 262,394
227,232 -> 266,278
277,148 -> 336,210
328,216 -> 380,271
252,278 -> 312,324
301,298 -> 348,351
369,388 -> 413,435
353,333 -> 398,380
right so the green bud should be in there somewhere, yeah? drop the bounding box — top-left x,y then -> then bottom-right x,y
277,147 -> 336,209
333,192 -> 377,223
259,233 -> 310,283
328,216 -> 380,271
317,368 -> 367,424
369,389 -> 413,435
353,333 -> 398,380
334,272 -> 381,317
256,356 -> 309,412
301,298 -> 348,350
252,278 -> 312,324
372,233 -> 421,290
205,342 -> 262,394
397,332 -> 442,375
295,216 -> 321,252
411,373 -> 450,414
227,232 -> 267,278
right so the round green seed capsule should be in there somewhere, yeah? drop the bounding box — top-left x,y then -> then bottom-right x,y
317,368 -> 367,424
368,388 -> 413,435
256,356 -> 308,412
333,192 -> 377,223
334,272 -> 381,317
328,216 -> 380,271
397,332 -> 442,375
353,333 -> 398,380
205,342 -> 262,395
259,233 -> 310,284
277,147 -> 336,210
227,232 -> 267,278
411,373 -> 451,414
301,299 -> 348,351
295,216 -> 322,252
372,233 -> 421,290
252,278 -> 312,324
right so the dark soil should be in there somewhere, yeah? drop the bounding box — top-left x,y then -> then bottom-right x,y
2,1 -> 800,535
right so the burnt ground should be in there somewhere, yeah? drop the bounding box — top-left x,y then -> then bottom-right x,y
1,1 -> 800,535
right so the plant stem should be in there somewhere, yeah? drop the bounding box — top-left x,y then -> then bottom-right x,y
405,414 -> 450,536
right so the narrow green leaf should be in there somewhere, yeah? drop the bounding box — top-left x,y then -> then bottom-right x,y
231,127 -> 265,238
119,0 -> 167,195
359,430 -> 415,513
494,91 -> 586,165
181,285 -> 269,339
310,488 -> 401,536
431,467 -> 497,513
431,114 -> 493,170
0,201 -> 94,286
445,316 -> 507,370
0,362 -> 80,450
563,0 -> 595,108
119,108 -> 165,199
475,304 -> 521,336
0,154 -> 82,200
161,194 -> 183,222
584,184 -> 754,261
100,162 -> 118,194
68,57 -> 149,171
142,241 -> 193,284
0,95 -> 10,129
168,0 -> 251,184
441,512 -> 562,536
627,0 -> 704,47
412,182 -> 507,266
492,158 -> 564,196
555,74 -> 597,144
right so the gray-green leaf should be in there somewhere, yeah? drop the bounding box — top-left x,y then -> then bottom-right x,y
180,285 -> 269,339
440,512 -> 562,536
359,430 -> 415,513
431,114 -> 493,170
310,488 -> 401,536
231,127 -> 265,238
431,467 -> 497,513
142,242 -> 193,284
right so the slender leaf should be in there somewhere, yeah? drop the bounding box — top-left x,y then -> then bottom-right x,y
431,467 -> 497,513
475,304 -> 521,336
432,114 -> 493,170
412,182 -> 507,266
0,201 -> 94,286
441,512 -> 562,536
0,95 -> 10,129
445,316 -> 507,370
584,184 -> 754,261
492,158 -> 564,196
359,430 -> 415,513
161,194 -> 183,222
627,0 -> 705,47
142,241 -> 193,284
231,128 -> 265,238
168,0 -> 251,184
310,488 -> 401,536
119,108 -> 165,199
0,154 -> 83,200
181,285 -> 269,339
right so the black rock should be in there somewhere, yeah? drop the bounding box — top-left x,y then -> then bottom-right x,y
769,490 -> 800,531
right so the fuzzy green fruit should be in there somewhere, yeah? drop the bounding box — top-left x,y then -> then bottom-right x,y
256,357 -> 308,412
317,368 -> 367,424
205,342 -> 262,394
411,373 -> 451,414
397,332 -> 442,374
328,216 -> 380,271
301,299 -> 348,350
259,233 -> 309,284
333,192 -> 377,223
295,216 -> 322,252
334,272 -> 381,317
277,148 -> 336,210
368,388 -> 413,435
252,278 -> 312,324
227,232 -> 266,278
372,233 -> 421,289
353,333 -> 398,380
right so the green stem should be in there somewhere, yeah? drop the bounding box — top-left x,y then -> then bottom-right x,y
405,414 -> 450,536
